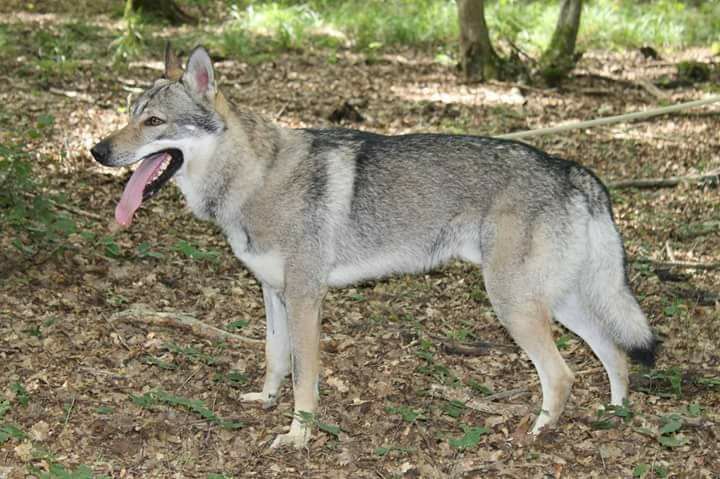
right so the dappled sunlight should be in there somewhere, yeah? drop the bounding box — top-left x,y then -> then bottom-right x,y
390,82 -> 526,107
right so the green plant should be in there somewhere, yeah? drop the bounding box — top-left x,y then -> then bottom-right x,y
131,390 -> 243,430
385,405 -> 426,423
0,143 -> 79,261
294,410 -> 342,439
111,0 -> 145,62
173,240 -> 221,263
448,424 -> 489,450
591,401 -> 634,430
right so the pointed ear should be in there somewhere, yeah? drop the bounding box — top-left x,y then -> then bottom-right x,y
164,41 -> 184,81
183,46 -> 216,99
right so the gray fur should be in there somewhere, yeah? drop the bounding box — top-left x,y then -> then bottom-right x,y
92,46 -> 655,448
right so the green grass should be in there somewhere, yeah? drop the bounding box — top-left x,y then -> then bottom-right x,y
217,0 -> 720,58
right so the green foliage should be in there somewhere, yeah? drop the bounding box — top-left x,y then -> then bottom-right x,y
111,0 -> 145,62
216,0 -> 720,59
0,424 -> 26,444
294,411 -> 342,439
0,142 -> 83,261
173,240 -> 221,263
11,382 -> 29,407
163,342 -> 218,365
448,424 -> 489,450
591,401 -> 634,430
225,320 -> 249,331
640,368 -> 684,398
385,405 -> 426,423
212,370 -> 248,387
131,390 -> 243,429
374,444 -> 415,457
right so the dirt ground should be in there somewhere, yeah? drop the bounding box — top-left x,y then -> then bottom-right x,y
1,5 -> 719,479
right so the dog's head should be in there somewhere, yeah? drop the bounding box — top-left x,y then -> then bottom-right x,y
91,44 -> 224,227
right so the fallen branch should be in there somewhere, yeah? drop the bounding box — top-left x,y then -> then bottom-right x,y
607,169 -> 720,190
429,334 -> 515,356
494,95 -> 720,140
111,307 -> 263,347
48,87 -> 94,103
21,191 -> 104,221
633,259 -> 720,271
430,384 -> 529,416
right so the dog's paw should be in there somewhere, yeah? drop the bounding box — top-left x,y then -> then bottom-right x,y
270,420 -> 311,449
240,392 -> 277,409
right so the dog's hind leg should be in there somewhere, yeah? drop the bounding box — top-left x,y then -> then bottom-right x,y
240,284 -> 290,408
480,214 -> 574,435
554,291 -> 629,405
494,300 -> 575,434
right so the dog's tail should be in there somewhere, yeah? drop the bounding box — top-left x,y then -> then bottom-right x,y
572,168 -> 657,366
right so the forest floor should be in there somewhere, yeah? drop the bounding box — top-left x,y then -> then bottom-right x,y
1,4 -> 719,479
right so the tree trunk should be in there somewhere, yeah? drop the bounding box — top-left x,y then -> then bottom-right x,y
539,0 -> 583,84
457,0 -> 503,82
132,0 -> 196,25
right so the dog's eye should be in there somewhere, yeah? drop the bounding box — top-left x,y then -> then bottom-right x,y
144,116 -> 165,127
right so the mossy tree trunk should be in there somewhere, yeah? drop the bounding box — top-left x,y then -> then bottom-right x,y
131,0 -> 196,25
457,0 -> 505,82
539,0 -> 583,85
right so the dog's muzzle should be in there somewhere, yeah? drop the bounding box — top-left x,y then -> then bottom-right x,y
90,140 -> 113,166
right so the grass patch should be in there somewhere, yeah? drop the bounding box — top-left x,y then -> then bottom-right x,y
217,0 -> 720,58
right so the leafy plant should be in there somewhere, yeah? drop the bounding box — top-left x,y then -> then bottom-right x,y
131,390 -> 243,430
163,342 -> 217,365
0,143 -> 79,260
111,0 -> 145,62
294,410 -> 342,439
173,240 -> 221,263
0,424 -> 25,444
11,382 -> 29,407
591,401 -> 634,430
448,424 -> 489,450
385,405 -> 426,424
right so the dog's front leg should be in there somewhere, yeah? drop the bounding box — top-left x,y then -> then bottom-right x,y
270,284 -> 326,449
241,284 -> 290,408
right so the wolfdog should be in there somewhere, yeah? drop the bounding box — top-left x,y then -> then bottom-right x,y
91,45 -> 656,449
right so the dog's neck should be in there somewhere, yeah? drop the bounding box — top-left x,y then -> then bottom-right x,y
174,93 -> 285,223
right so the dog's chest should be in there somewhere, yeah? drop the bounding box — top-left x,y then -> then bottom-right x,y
226,227 -> 285,289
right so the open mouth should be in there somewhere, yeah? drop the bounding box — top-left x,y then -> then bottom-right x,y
142,148 -> 184,201
115,148 -> 184,227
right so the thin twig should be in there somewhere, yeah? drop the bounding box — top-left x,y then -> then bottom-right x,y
430,384 -> 529,416
48,87 -> 94,103
429,334 -> 514,356
111,307 -> 263,347
483,387 -> 530,401
607,169 -> 720,189
103,315 -> 131,351
633,259 -> 720,271
63,395 -> 76,430
22,191 -> 104,221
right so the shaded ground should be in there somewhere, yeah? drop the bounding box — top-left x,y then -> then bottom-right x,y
1,6 -> 719,479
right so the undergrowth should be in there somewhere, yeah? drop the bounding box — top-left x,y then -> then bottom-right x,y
216,0 -> 720,59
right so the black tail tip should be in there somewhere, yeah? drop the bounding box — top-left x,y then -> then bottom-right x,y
627,338 -> 658,367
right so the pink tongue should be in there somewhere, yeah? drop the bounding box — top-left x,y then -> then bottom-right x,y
115,153 -> 170,227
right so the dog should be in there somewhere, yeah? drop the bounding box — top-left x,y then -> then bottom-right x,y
91,44 -> 656,449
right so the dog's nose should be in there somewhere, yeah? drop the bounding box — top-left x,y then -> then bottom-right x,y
90,141 -> 112,164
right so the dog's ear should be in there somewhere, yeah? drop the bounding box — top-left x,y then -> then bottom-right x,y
183,46 -> 215,100
163,42 -> 184,81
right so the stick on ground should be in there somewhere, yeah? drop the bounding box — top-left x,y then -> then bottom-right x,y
111,307 -> 264,347
607,169 -> 720,190
431,384 -> 530,416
